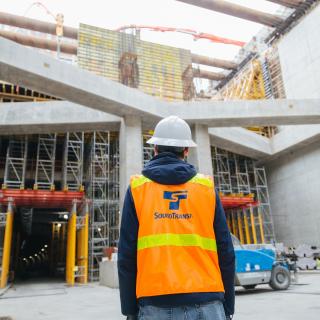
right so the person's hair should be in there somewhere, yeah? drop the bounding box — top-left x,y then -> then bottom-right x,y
156,145 -> 186,158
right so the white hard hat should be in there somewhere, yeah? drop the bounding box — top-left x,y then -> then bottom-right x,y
147,116 -> 197,147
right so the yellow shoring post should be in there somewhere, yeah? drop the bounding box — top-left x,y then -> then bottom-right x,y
50,223 -> 55,275
237,210 -> 245,244
258,209 -> 265,244
243,208 -> 251,244
249,206 -> 258,244
1,202 -> 14,289
226,213 -> 231,232
77,203 -> 89,284
66,203 -> 77,286
231,210 -> 237,238
59,223 -> 66,265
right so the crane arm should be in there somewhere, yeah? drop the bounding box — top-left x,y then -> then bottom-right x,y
115,24 -> 245,47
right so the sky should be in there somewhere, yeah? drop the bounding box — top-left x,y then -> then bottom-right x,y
1,0 -> 284,64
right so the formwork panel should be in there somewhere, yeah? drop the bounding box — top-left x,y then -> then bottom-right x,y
77,23 -> 192,101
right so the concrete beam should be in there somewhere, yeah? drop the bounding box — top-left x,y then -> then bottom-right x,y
0,11 -> 78,39
0,30 -> 77,55
209,127 -> 272,159
192,68 -> 226,81
0,37 -> 169,120
0,101 -> 121,134
191,53 -> 237,70
2,38 -> 320,128
267,125 -> 320,161
172,99 -> 320,127
176,0 -> 284,27
265,0 -> 303,8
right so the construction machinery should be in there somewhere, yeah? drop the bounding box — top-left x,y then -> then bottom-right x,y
232,235 -> 292,291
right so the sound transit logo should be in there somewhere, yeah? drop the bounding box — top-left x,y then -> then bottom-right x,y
163,191 -> 188,210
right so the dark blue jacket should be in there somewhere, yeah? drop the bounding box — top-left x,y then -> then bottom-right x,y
118,152 -> 235,316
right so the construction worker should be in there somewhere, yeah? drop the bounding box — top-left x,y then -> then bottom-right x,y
118,116 -> 235,320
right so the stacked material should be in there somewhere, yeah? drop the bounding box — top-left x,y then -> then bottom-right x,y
286,245 -> 320,270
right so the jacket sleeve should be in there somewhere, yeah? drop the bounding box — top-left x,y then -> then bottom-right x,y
118,187 -> 139,316
214,190 -> 236,316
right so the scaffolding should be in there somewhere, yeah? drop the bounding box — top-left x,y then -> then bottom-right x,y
34,133 -> 57,190
0,81 -> 58,103
212,147 -> 275,244
212,147 -> 232,194
253,167 -> 275,243
62,132 -> 84,191
86,131 -> 110,281
3,136 -> 28,189
108,133 -> 120,246
218,59 -> 276,137
143,132 -> 154,166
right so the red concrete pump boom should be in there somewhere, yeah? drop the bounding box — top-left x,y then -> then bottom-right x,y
115,24 -> 245,47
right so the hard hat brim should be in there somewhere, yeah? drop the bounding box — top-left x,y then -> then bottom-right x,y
146,136 -> 197,147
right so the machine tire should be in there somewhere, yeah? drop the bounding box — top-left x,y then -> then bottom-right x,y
243,285 -> 256,290
270,266 -> 291,290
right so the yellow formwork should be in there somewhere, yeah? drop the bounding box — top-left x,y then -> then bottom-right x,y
0,203 -> 14,289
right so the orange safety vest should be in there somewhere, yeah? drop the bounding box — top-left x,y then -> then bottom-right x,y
130,173 -> 224,298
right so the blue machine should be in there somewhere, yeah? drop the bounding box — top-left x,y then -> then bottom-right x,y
232,235 -> 291,290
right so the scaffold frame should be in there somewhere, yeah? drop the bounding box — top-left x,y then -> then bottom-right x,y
62,132 -> 84,191
35,133 -> 57,190
3,136 -> 28,189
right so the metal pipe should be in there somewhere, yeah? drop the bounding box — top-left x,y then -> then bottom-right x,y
176,0 -> 284,27
191,53 -> 237,70
192,68 -> 225,81
0,11 -> 78,39
265,0 -> 303,8
0,203 -> 14,289
0,30 -> 77,55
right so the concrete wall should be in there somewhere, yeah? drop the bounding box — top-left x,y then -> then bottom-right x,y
266,4 -> 320,245
278,4 -> 320,99
266,142 -> 320,246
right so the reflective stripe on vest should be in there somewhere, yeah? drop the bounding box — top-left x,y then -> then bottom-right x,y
138,233 -> 217,251
130,173 -> 224,298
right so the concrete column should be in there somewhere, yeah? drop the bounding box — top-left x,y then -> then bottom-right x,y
188,124 -> 213,176
119,116 -> 143,210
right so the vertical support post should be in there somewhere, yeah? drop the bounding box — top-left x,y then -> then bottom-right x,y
249,206 -> 257,244
0,202 -> 14,289
77,203 -> 89,284
226,213 -> 231,231
258,209 -> 265,243
66,203 -> 77,286
243,208 -> 251,244
231,210 -> 237,238
237,210 -> 245,244
119,116 -> 143,212
189,124 -> 213,176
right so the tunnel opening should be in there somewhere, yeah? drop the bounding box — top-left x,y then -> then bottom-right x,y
13,208 -> 68,282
